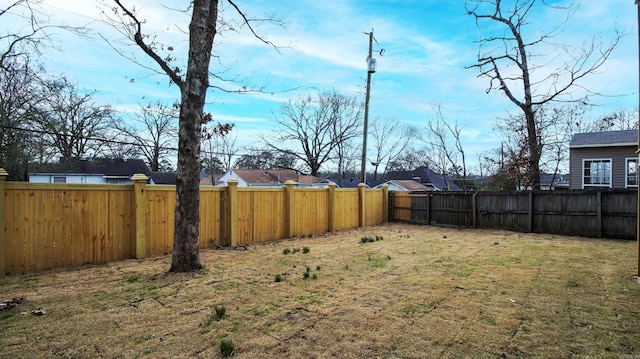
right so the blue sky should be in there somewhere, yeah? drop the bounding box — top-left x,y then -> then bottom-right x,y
4,0 -> 638,174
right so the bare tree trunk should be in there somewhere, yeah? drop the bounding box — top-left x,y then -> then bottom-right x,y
169,0 -> 218,272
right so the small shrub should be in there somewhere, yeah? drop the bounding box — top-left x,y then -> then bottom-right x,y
219,339 -> 235,357
316,265 -> 321,271
375,235 -> 383,241
302,247 -> 310,254
283,248 -> 291,255
312,273 -> 317,280
360,236 -> 373,244
292,248 -> 300,254
274,274 -> 283,282
214,304 -> 226,320
303,271 -> 310,279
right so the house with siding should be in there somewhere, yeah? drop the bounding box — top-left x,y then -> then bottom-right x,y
383,166 -> 461,191
373,179 -> 430,192
28,157 -> 174,185
568,130 -> 638,190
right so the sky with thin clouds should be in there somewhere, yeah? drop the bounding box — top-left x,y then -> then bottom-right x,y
3,0 -> 638,174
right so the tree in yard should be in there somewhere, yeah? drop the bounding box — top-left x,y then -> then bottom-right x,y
466,0 -> 621,189
261,90 -> 363,176
113,101 -> 179,171
110,0 -> 277,272
234,148 -> 297,170
420,107 -> 467,182
386,147 -> 433,172
369,118 -> 418,180
38,77 -> 114,158
201,125 -> 236,184
0,0 -> 87,179
0,56 -> 44,180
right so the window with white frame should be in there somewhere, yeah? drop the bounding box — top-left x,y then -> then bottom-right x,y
626,158 -> 638,187
582,159 -> 611,187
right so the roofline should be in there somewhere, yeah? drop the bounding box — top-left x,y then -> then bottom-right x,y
569,142 -> 637,149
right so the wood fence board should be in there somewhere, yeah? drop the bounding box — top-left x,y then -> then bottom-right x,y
2,181 -> 386,275
392,190 -> 637,240
334,190 -> 359,230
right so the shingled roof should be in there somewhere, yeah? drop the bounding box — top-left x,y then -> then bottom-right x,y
569,130 -> 638,148
30,157 -> 153,177
384,166 -> 460,191
220,169 -> 327,186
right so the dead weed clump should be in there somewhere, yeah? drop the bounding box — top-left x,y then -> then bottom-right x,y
1,223 -> 639,358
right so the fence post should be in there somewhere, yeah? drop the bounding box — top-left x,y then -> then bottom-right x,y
528,191 -> 533,233
382,184 -> 389,223
130,173 -> 148,259
328,182 -> 336,232
358,183 -> 366,227
0,168 -> 7,276
597,191 -> 602,237
285,180 -> 295,237
388,191 -> 394,222
472,192 -> 477,229
227,179 -> 239,247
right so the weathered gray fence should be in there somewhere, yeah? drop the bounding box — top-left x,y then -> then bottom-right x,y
389,190 -> 637,240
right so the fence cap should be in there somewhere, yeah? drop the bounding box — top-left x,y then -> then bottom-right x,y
0,168 -> 7,178
130,173 -> 149,182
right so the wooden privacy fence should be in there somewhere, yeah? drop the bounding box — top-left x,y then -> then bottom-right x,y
0,170 -> 388,275
390,189 -> 637,240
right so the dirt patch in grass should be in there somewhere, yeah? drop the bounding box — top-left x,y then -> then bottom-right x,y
1,223 -> 639,358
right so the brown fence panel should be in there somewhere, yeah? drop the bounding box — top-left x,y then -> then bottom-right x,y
391,191 -> 412,222
391,189 -> 637,240
475,192 -> 530,232
601,190 -> 637,239
531,191 -> 599,237
427,192 -> 473,228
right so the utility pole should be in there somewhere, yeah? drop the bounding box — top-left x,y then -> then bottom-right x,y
360,29 -> 375,184
635,0 -> 639,279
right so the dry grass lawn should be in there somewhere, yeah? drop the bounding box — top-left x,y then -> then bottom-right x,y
1,223 -> 639,358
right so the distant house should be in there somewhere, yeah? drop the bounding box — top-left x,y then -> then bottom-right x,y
28,157 -> 169,185
373,179 -> 430,192
569,130 -> 638,190
216,169 -> 330,187
384,166 -> 461,191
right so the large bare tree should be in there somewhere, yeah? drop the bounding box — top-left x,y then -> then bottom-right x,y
261,90 -> 363,176
114,101 -> 178,171
369,118 -> 417,180
110,0 -> 276,271
466,0 -> 621,189
38,77 -> 113,158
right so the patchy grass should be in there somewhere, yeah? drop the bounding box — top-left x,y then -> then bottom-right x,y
0,223 -> 639,358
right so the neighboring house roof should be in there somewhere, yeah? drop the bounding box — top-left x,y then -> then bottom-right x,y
569,130 -> 638,148
375,179 -> 430,192
218,169 -> 328,186
30,157 -> 153,178
149,172 -> 176,185
384,166 -> 461,191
